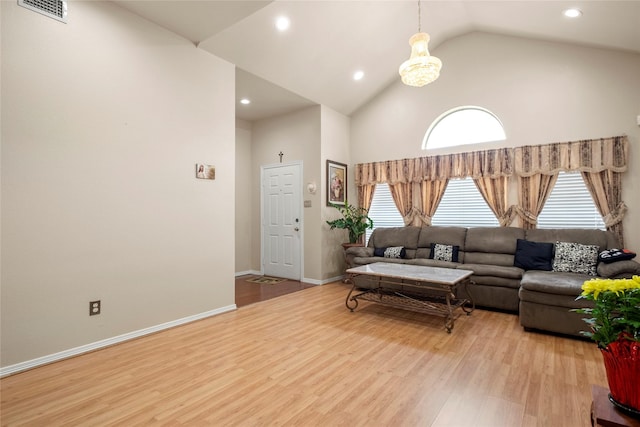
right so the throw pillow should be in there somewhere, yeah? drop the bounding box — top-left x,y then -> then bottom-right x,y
383,246 -> 406,259
598,248 -> 637,264
552,241 -> 599,276
513,239 -> 554,271
373,247 -> 387,257
428,243 -> 460,262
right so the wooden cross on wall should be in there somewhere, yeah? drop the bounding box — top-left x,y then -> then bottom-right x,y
278,151 -> 284,163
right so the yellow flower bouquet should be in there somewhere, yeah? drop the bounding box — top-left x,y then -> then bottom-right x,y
576,275 -> 640,414
576,275 -> 640,349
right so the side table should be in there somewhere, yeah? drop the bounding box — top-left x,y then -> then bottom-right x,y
591,385 -> 640,427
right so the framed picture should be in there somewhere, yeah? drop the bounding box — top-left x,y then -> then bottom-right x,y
195,163 -> 215,180
326,160 -> 347,206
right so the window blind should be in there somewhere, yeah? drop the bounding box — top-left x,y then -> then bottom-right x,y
365,184 -> 404,244
431,178 -> 499,227
538,171 -> 605,230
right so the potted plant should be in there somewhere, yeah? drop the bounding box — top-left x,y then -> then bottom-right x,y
326,200 -> 373,245
575,276 -> 640,415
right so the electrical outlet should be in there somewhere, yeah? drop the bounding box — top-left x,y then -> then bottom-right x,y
89,300 -> 101,316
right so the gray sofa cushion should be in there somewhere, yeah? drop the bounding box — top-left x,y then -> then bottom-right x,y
465,227 -> 525,253
519,287 -> 593,309
597,259 -> 640,278
462,263 -> 523,279
368,226 -> 421,254
407,258 -> 461,269
417,226 -> 467,249
520,270 -> 592,296
464,227 -> 525,267
468,275 -> 522,290
352,256 -> 409,266
524,228 -> 608,249
464,252 -> 517,268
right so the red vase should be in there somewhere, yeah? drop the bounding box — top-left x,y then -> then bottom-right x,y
601,338 -> 640,413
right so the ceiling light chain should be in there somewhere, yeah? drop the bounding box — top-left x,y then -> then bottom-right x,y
398,0 -> 442,87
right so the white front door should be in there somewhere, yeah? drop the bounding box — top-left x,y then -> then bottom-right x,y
262,163 -> 302,280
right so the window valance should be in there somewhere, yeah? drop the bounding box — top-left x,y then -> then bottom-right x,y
354,147 -> 513,186
354,136 -> 628,185
514,136 -> 628,177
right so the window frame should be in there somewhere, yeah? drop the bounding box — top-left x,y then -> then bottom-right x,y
423,106 -> 506,150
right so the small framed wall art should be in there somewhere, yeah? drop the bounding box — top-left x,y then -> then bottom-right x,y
195,164 -> 215,180
326,160 -> 347,206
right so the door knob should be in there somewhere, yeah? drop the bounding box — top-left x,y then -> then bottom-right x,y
294,227 -> 299,231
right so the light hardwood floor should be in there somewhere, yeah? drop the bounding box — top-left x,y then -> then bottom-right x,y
1,282 -> 607,426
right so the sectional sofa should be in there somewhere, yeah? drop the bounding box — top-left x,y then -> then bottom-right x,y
344,226 -> 640,337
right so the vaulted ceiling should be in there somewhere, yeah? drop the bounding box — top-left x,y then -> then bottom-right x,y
114,1 -> 640,121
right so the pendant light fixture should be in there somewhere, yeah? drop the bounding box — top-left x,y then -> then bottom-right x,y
399,0 -> 442,87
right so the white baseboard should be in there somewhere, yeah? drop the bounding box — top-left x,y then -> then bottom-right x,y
235,270 -> 261,277
0,304 -> 237,378
236,271 -> 343,285
303,275 -> 344,285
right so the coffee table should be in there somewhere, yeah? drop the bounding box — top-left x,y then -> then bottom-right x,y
345,262 -> 474,333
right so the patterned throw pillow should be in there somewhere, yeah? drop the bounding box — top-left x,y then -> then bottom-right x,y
383,246 -> 406,259
552,241 -> 599,276
598,248 -> 637,264
428,243 -> 460,262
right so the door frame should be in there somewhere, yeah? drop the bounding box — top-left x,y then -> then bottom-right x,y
260,161 -> 304,280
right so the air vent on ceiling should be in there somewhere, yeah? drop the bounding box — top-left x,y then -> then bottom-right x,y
18,0 -> 67,23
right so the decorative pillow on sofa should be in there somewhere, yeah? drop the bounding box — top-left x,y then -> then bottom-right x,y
598,248 -> 637,264
428,243 -> 459,262
373,247 -> 386,257
383,246 -> 406,259
552,241 -> 599,276
513,239 -> 554,271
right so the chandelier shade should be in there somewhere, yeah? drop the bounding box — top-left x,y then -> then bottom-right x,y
399,32 -> 442,87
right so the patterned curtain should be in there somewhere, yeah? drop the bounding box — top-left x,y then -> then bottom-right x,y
354,148 -> 513,227
418,179 -> 449,226
354,147 -> 513,186
516,174 -> 558,229
388,182 -> 415,226
513,136 -> 627,175
357,184 -> 376,213
582,170 -> 626,246
473,176 -> 517,227
514,135 -> 628,232
354,136 -> 627,234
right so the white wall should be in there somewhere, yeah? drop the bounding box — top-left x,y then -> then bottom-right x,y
351,32 -> 640,250
250,106 -> 322,281
235,120 -> 254,274
1,1 -> 236,367
321,106 -> 352,280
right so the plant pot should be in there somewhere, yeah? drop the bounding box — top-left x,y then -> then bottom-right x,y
601,338 -> 640,416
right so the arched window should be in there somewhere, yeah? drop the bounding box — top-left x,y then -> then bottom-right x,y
423,106 -> 506,150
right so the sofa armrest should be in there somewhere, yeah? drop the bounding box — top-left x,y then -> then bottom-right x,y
345,247 -> 374,268
345,246 -> 374,257
597,259 -> 640,278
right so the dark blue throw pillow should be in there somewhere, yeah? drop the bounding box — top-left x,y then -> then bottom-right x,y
513,239 -> 554,271
374,247 -> 387,257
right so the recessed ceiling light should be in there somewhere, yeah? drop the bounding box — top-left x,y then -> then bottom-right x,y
276,16 -> 290,31
563,8 -> 582,18
353,70 -> 364,81
240,98 -> 251,105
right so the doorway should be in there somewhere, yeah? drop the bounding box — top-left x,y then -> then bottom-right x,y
261,162 -> 302,280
